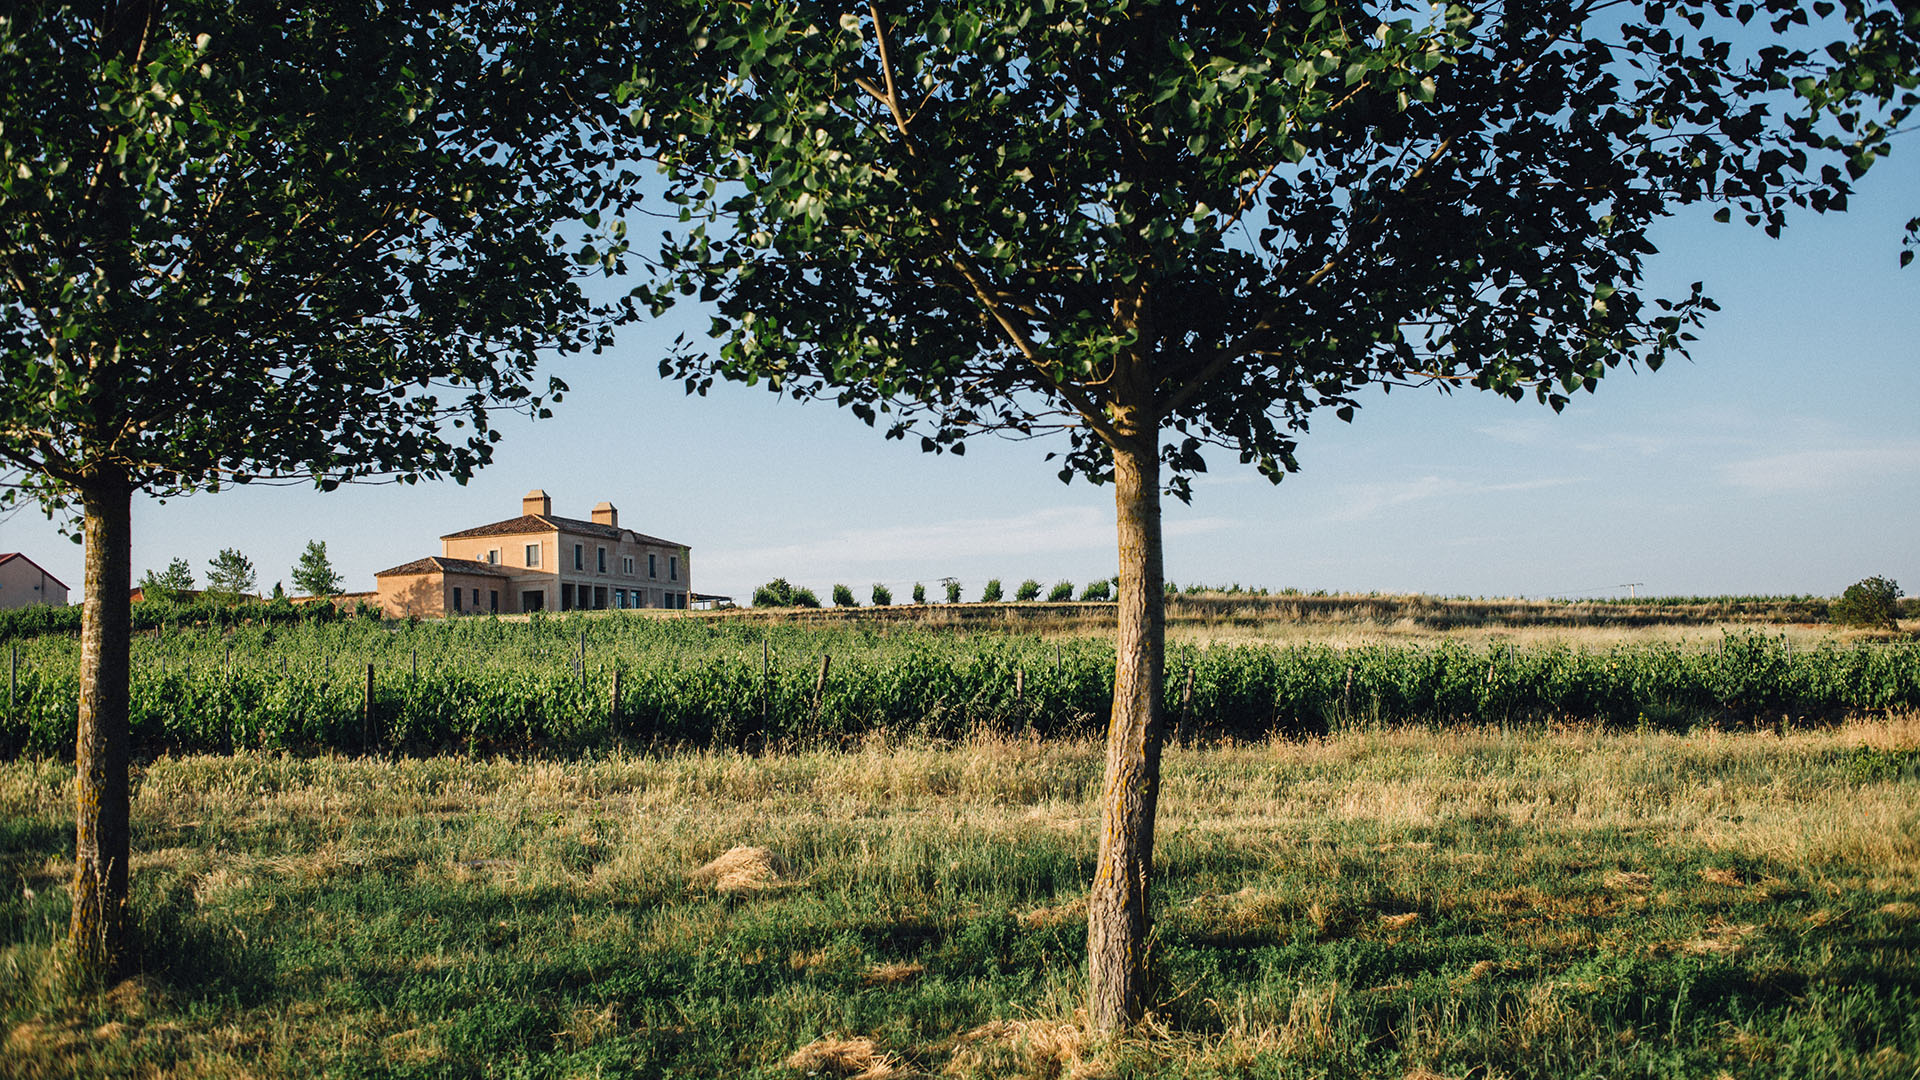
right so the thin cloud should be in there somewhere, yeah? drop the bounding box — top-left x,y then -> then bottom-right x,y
1322,475 -> 1573,523
1721,441 -> 1920,492
700,506 -> 1233,586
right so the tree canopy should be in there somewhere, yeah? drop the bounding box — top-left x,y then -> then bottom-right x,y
0,0 -> 643,979
631,0 -> 1917,1027
292,539 -> 343,597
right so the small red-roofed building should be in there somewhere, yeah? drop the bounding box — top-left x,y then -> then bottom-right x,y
0,552 -> 70,610
372,490 -> 690,618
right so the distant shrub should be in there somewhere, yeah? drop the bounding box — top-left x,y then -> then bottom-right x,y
912,582 -> 926,604
871,584 -> 892,606
943,579 -> 962,604
753,578 -> 801,607
1833,575 -> 1903,630
1048,581 -> 1075,602
980,579 -> 1004,603
832,584 -> 858,607
1080,579 -> 1112,602
754,578 -> 821,608
1015,579 -> 1042,601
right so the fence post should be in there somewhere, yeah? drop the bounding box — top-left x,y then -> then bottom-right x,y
1179,664 -> 1196,743
412,647 -> 418,683
812,653 -> 831,718
363,663 -> 376,753
1015,666 -> 1024,706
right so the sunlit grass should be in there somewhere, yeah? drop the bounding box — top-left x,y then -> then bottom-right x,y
4,717 -> 1917,1077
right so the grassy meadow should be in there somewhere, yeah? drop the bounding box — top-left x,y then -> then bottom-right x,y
5,717 -> 1919,1078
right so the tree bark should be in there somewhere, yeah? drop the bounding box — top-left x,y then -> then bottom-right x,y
71,470 -> 133,981
1087,429 -> 1166,1031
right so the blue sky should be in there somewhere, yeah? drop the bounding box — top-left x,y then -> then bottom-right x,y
4,150 -> 1915,606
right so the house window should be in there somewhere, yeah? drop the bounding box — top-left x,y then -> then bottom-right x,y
522,589 -> 544,612
598,547 -> 607,574
489,590 -> 499,613
453,587 -> 463,612
473,588 -> 481,607
573,544 -> 584,571
648,553 -> 656,578
560,583 -> 574,611
594,586 -> 607,610
669,556 -> 679,582
525,544 -> 540,567
622,556 -> 634,575
614,589 -> 625,608
487,549 -> 500,564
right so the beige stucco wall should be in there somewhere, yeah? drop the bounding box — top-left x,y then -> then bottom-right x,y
443,526 -> 689,611
0,559 -> 68,611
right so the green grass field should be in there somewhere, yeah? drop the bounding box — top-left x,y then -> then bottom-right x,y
5,718 -> 1918,1078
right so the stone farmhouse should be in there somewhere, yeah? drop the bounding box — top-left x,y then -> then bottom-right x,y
0,552 -> 70,610
373,490 -> 690,618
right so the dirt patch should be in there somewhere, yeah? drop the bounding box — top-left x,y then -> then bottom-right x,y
690,846 -> 793,893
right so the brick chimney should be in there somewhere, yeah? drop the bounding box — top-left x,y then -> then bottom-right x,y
592,501 -> 618,528
523,489 -> 552,517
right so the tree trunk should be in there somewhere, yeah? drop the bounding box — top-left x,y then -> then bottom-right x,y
71,471 -> 133,981
1087,431 -> 1166,1031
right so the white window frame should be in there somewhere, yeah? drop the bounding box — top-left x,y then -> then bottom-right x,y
525,543 -> 540,567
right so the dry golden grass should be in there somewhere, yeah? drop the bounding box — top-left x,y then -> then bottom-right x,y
3,714 -> 1916,1078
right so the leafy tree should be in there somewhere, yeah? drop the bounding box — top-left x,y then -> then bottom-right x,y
0,1 -> 635,979
1047,581 -> 1076,603
871,583 -> 893,606
1016,579 -> 1043,602
1080,579 -> 1113,602
981,578 -> 1004,603
832,583 -> 859,607
203,549 -> 255,601
911,582 -> 927,604
754,577 -> 801,606
136,557 -> 195,602
638,0 -> 1914,1027
1832,575 -> 1904,630
292,540 -> 343,597
942,577 -> 963,604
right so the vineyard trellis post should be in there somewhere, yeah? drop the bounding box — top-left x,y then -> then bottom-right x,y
611,667 -> 623,736
1178,664 -> 1196,745
8,644 -> 16,714
577,630 -> 587,691
363,663 -> 375,753
760,636 -> 770,731
812,653 -> 831,719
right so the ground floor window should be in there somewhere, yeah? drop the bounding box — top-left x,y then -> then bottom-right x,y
561,583 -> 574,611
489,590 -> 498,613
522,590 -> 544,612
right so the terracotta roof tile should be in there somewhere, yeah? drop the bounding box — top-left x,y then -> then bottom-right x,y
439,514 -> 685,548
374,556 -> 512,579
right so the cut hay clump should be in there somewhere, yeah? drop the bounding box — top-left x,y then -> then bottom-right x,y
690,846 -> 792,894
786,1035 -> 907,1079
941,1018 -> 1106,1079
